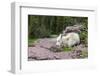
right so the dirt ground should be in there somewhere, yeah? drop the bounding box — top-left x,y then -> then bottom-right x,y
28,38 -> 88,61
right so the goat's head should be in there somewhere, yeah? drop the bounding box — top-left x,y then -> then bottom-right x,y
56,34 -> 63,47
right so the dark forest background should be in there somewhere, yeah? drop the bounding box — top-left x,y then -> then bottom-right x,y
28,15 -> 88,44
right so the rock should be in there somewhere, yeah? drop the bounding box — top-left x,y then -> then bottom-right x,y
70,50 -> 82,58
73,44 -> 87,52
28,38 -> 88,60
49,46 -> 63,52
55,52 -> 72,59
63,25 -> 83,35
36,38 -> 56,49
28,46 -> 56,60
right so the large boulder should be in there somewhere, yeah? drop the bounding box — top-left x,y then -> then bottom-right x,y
28,46 -> 55,60
63,25 -> 83,35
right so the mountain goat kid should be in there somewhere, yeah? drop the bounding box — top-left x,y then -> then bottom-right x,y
56,32 -> 80,47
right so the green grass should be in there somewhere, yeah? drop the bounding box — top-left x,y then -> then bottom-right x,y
28,38 -> 38,46
49,34 -> 58,38
80,50 -> 88,58
63,47 -> 73,52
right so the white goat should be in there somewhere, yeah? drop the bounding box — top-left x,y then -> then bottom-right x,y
56,32 -> 80,47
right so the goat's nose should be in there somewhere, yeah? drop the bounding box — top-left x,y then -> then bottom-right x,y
55,44 -> 58,47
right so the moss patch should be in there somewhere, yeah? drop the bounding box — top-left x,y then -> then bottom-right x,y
63,47 -> 73,52
80,50 -> 88,58
28,38 -> 38,46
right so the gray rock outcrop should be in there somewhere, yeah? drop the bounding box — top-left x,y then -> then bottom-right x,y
63,24 -> 83,35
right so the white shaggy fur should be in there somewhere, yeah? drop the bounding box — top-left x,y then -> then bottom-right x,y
56,32 -> 80,47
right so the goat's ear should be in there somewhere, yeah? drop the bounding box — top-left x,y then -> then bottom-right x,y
59,34 -> 61,37
60,34 -> 63,38
58,34 -> 61,39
